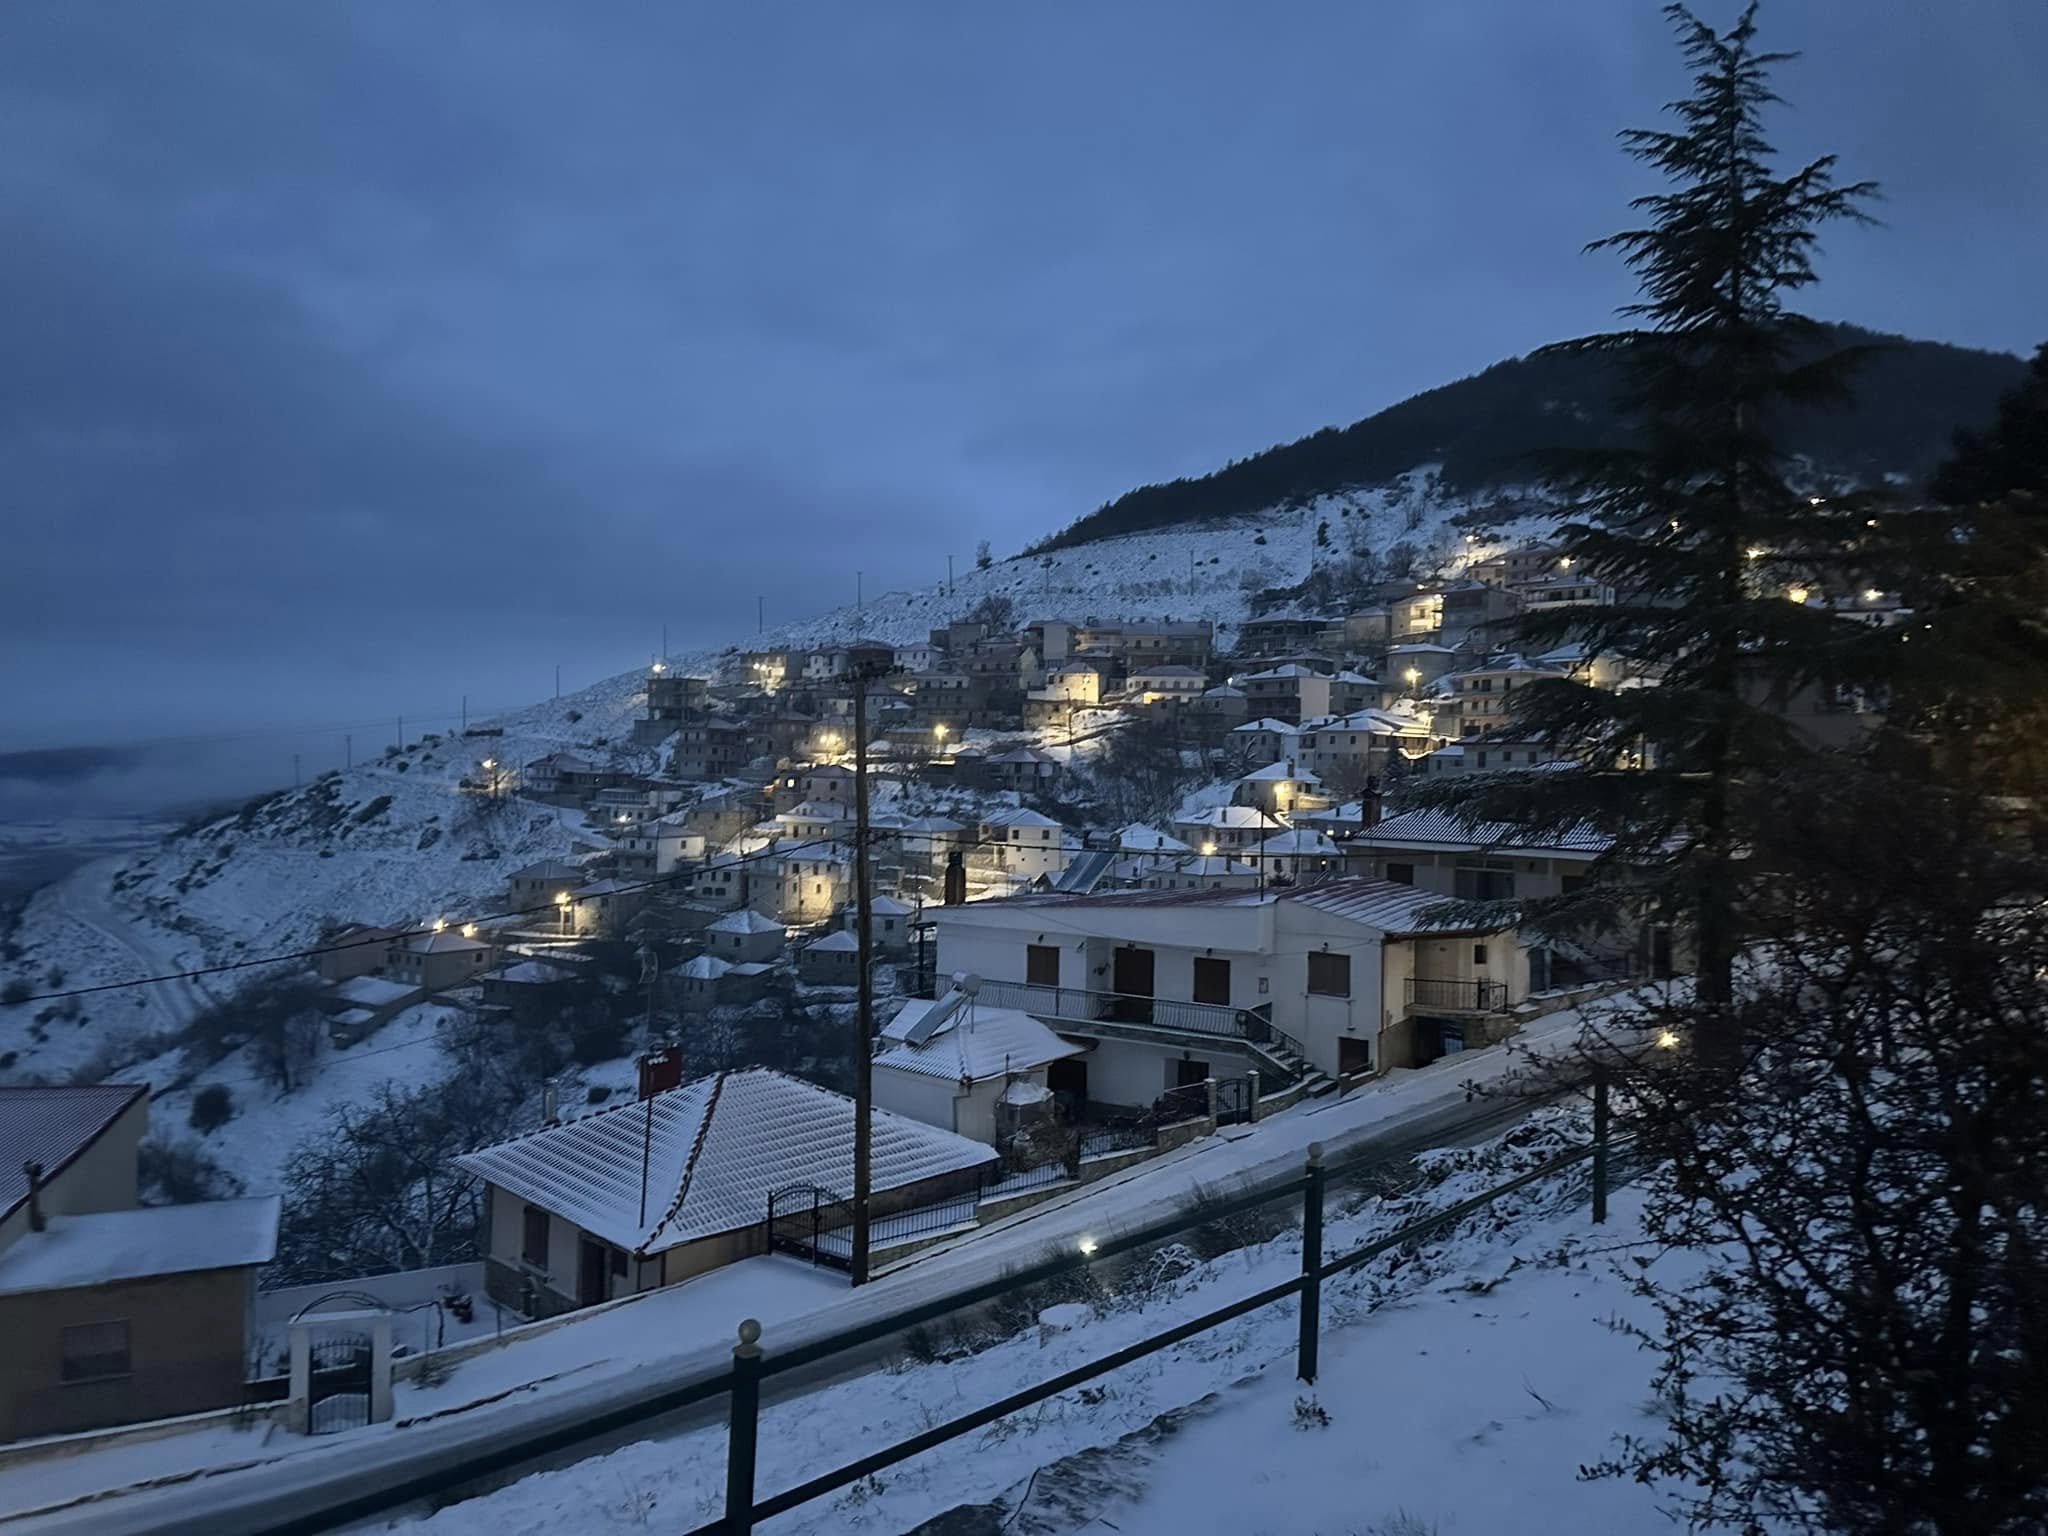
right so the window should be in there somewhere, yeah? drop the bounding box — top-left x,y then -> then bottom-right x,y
1193,956 -> 1231,1005
1473,943 -> 1490,965
1386,861 -> 1415,886
523,1205 -> 550,1267
1453,860 -> 1515,902
1307,951 -> 1351,998
61,1320 -> 130,1383
610,1246 -> 629,1278
1026,944 -> 1060,986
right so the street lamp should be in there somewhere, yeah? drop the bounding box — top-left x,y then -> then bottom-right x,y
1404,667 -> 1421,691
1201,841 -> 1217,857
1786,586 -> 1810,605
554,889 -> 572,933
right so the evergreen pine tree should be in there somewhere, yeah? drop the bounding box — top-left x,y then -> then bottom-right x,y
1413,3 -> 1876,1068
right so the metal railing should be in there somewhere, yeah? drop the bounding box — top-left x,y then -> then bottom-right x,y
701,1109 -> 1626,1534
1405,975 -> 1509,1012
973,977 -> 1261,1039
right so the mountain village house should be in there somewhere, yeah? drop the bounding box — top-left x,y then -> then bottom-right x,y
457,1070 -> 994,1314
0,1085 -> 278,1441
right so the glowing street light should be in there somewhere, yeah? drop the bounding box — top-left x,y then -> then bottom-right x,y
651,661 -> 667,675
1201,841 -> 1218,857
1656,1029 -> 1681,1049
431,918 -> 447,933
461,923 -> 478,939
1744,546 -> 1766,561
1863,588 -> 1884,603
1404,667 -> 1421,689
1786,586 -> 1811,605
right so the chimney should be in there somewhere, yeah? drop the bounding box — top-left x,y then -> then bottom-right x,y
23,1161 -> 45,1232
943,850 -> 967,905
541,1081 -> 560,1127
1360,782 -> 1382,830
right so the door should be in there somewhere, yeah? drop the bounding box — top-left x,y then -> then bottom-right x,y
1174,1056 -> 1210,1088
1047,1055 -> 1088,1110
578,1238 -> 608,1307
1338,1036 -> 1372,1077
1192,956 -> 1231,1006
1111,946 -> 1155,1023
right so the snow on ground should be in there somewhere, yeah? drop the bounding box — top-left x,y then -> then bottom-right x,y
392,1114 -> 1683,1536
0,993 -> 1663,1533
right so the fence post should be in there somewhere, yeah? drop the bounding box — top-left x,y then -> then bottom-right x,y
1591,1063 -> 1610,1225
724,1318 -> 764,1533
1246,1069 -> 1261,1122
1297,1142 -> 1325,1384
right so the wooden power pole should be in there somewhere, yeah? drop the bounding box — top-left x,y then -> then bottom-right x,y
849,670 -> 877,1285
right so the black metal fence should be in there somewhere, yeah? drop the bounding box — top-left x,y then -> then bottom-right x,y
1405,975 -> 1510,1012
698,1109 -> 1623,1533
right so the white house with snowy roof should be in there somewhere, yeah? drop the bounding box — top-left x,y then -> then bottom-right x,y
836,893 -> 913,956
1117,823 -> 1191,854
705,907 -> 786,965
457,1069 -> 995,1311
1248,827 -> 1341,883
799,928 -> 862,986
926,877 -> 1532,1090
872,997 -> 1091,1144
1140,853 -> 1261,892
1170,803 -> 1289,854
1228,718 -> 1300,766
976,807 -> 1073,882
1236,759 -> 1325,816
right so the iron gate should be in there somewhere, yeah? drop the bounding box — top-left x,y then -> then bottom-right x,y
1214,1075 -> 1253,1127
305,1333 -> 372,1434
766,1184 -> 833,1266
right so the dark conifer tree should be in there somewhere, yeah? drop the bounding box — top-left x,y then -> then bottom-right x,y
1413,3 -> 1876,1067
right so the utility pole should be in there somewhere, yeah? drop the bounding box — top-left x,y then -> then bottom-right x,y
856,570 -> 864,616
555,665 -> 561,700
947,554 -> 954,594
849,668 -> 877,1285
757,595 -> 764,634
397,715 -> 404,753
345,734 -> 352,771
292,753 -> 300,788
662,622 -> 668,662
461,695 -> 467,734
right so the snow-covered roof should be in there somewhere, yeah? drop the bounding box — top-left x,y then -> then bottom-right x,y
779,800 -> 851,820
0,1084 -> 146,1224
680,955 -> 732,981
875,814 -> 966,835
1253,829 -> 1339,856
0,1196 -> 281,1297
1118,823 -> 1191,852
1231,718 -> 1299,736
806,930 -> 861,953
492,960 -> 577,985
395,931 -> 490,955
982,807 -> 1061,829
455,1069 -> 995,1255
1240,761 -> 1322,785
1355,807 -> 1610,856
1243,664 -> 1323,681
1173,854 -> 1260,876
512,859 -> 588,882
874,1003 -> 1087,1085
1175,805 -> 1285,830
868,894 -> 915,915
708,908 -> 785,935
332,1008 -> 378,1027
1332,670 -> 1378,685
1202,685 -> 1247,699
1386,642 -> 1458,656
332,975 -> 421,1006
1126,663 -> 1205,677
967,876 -> 1508,936
999,1079 -> 1053,1106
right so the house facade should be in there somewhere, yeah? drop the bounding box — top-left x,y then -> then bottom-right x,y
928,879 -> 1529,1088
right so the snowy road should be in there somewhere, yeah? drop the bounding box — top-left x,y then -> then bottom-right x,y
47,856 -> 216,1029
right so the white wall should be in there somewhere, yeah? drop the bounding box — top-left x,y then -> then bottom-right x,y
1084,1038 -> 1212,1108
873,1067 -> 963,1136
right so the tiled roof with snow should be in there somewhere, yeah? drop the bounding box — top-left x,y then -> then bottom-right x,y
806,930 -> 861,953
0,1083 -> 147,1223
708,908 -> 785,935
332,975 -> 422,1006
680,955 -> 732,980
872,1003 -> 1087,1085
1356,807 -> 1610,855
1253,829 -> 1339,856
1118,823 -> 1191,852
397,931 -> 490,955
1240,762 -> 1322,784
1243,664 -> 1323,681
0,1196 -> 281,1296
1230,718 -> 1299,736
955,876 -> 1505,935
983,807 -> 1061,828
1175,805 -> 1286,830
455,1069 -> 995,1254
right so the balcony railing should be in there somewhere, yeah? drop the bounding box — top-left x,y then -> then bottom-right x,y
1405,976 -> 1509,1013
972,978 -> 1262,1040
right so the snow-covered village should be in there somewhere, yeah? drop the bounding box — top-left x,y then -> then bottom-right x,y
2,7 -> 2044,1536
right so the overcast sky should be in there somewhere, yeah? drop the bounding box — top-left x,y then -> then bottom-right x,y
2,1 -> 2043,767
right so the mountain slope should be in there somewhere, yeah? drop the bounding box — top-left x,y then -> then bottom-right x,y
1030,325 -> 2029,552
